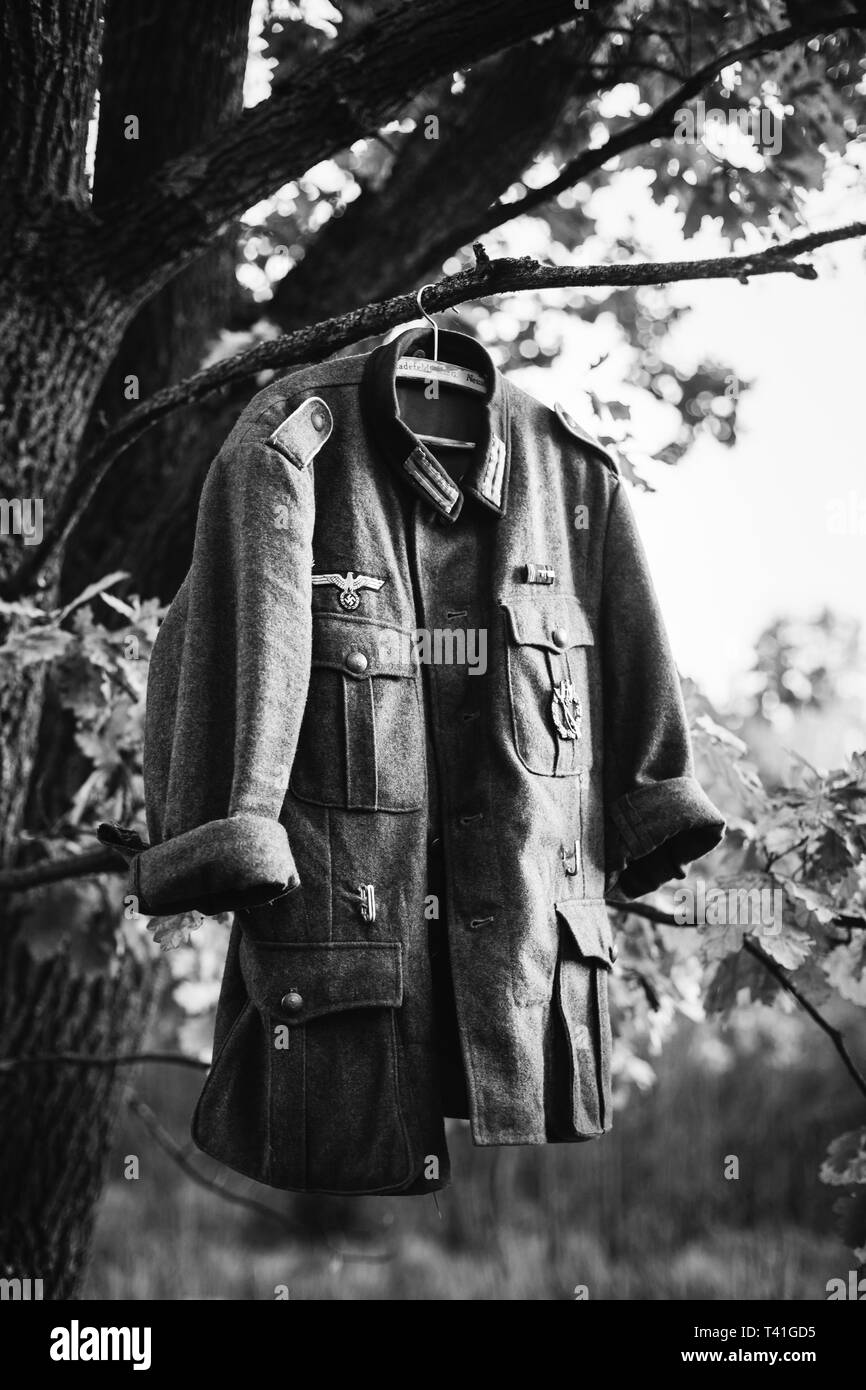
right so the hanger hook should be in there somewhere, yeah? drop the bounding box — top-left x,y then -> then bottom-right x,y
416,283 -> 439,362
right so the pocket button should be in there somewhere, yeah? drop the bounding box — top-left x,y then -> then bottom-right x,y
551,627 -> 569,648
345,650 -> 369,674
281,990 -> 304,1013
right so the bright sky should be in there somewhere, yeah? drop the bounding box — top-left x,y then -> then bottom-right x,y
511,165 -> 866,707
627,250 -> 866,706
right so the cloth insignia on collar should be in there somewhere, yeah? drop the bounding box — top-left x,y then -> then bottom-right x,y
478,434 -> 506,508
404,445 -> 460,514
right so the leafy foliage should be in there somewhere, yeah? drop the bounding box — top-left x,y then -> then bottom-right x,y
612,672 -> 866,1256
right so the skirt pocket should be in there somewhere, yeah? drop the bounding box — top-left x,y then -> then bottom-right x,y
195,936 -> 416,1194
553,899 -> 616,1136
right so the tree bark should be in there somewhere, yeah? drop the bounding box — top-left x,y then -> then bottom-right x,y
267,28 -> 608,332
0,0 -> 102,204
0,0 -> 249,1300
0,929 -> 163,1299
63,0 -> 251,601
0,152 -> 128,845
90,0 -> 599,302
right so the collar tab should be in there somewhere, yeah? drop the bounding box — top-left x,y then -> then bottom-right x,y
404,444 -> 461,519
361,327 -> 509,520
477,433 -> 507,509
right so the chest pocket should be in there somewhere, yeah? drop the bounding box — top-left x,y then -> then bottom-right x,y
290,613 -> 426,812
502,593 -> 594,777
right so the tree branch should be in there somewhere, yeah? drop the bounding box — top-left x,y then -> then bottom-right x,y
425,11 -> 866,256
125,1088 -> 396,1261
266,30 -> 601,334
743,937 -> 866,1102
609,898 -> 866,1103
606,899 -> 679,928
0,1049 -> 208,1073
0,847 -> 123,893
123,1088 -> 304,1235
89,0 -> 598,301
5,218 -> 863,601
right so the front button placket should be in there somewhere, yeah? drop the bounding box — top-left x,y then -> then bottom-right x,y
410,496 -> 504,947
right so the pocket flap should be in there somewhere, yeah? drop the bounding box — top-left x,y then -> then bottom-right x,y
311,613 -> 417,678
502,593 -> 594,650
555,899 -> 616,966
240,938 -> 403,1022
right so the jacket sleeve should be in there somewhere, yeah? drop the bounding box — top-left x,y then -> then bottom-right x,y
599,477 -> 724,899
114,398 -> 316,917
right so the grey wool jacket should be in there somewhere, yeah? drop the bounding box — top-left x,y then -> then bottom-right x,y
126,326 -> 725,1196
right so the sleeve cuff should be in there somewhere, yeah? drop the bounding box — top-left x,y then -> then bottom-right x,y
606,775 -> 725,899
100,814 -> 299,917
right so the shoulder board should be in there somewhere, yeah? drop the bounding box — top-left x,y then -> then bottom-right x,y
266,395 -> 333,471
553,402 -> 619,475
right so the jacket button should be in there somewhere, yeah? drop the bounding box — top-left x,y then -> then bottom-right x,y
310,409 -> 328,431
551,627 -> 569,648
281,990 -> 304,1013
345,650 -> 369,674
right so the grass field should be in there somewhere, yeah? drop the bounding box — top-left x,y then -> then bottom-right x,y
82,1008 -> 863,1301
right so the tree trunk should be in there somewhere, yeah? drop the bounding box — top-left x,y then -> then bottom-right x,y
0,931 -> 162,1299
0,259 -> 146,1295
0,266 -> 128,835
0,0 -> 250,1299
62,0 -> 251,601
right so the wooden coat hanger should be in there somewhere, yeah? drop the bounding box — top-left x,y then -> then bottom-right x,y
396,285 -> 486,451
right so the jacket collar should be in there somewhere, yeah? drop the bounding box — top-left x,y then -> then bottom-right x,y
360,326 -> 510,522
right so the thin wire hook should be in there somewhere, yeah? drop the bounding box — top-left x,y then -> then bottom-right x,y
416,283 -> 439,362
